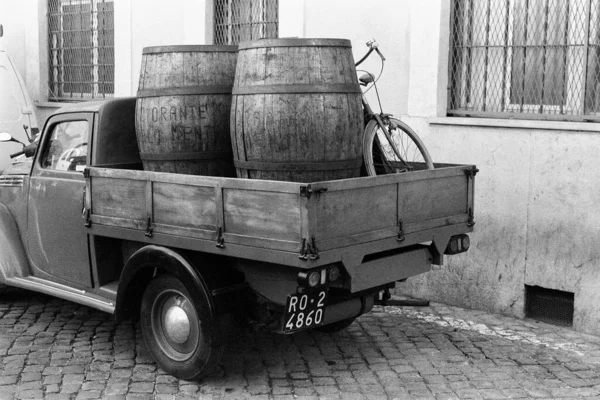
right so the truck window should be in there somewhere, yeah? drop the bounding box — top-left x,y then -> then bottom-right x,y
41,120 -> 89,171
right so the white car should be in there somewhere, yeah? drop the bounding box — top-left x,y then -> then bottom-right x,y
0,25 -> 38,173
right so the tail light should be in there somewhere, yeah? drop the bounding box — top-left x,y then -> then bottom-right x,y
297,266 -> 341,289
445,234 -> 470,255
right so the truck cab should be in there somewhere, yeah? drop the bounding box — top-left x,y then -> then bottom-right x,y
0,98 -> 140,290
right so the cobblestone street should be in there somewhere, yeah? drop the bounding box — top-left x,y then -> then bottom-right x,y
1,287 -> 600,400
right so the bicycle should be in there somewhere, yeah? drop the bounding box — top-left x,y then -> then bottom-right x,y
356,40 -> 434,176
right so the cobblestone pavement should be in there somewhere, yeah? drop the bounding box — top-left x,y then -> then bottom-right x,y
1,288 -> 600,399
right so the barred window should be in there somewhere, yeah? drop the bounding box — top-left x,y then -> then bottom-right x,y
48,0 -> 114,101
449,0 -> 600,121
214,0 -> 278,45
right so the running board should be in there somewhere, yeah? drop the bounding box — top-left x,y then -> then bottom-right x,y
6,276 -> 115,313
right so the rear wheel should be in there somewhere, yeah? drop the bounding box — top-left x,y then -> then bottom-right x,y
363,117 -> 434,176
140,274 -> 223,380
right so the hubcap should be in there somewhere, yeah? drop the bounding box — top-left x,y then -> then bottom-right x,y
164,303 -> 191,344
151,289 -> 201,362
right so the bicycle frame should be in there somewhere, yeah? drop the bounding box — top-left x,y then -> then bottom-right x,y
357,46 -> 412,170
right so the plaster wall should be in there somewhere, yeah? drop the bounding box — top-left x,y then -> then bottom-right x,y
396,118 -> 600,335
115,0 -> 208,97
115,0 -> 307,97
302,0 -> 411,116
393,1 -> 600,336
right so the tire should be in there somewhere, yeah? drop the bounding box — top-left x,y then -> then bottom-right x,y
363,117 -> 434,176
140,274 -> 224,380
315,317 -> 356,333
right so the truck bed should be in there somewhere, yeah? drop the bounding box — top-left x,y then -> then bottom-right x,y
85,164 -> 476,273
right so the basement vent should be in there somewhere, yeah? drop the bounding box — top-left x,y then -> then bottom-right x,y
525,285 -> 574,327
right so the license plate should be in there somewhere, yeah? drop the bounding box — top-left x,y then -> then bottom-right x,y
283,290 -> 327,333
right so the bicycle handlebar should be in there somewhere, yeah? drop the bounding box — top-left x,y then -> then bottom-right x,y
10,150 -> 24,159
355,39 -> 386,67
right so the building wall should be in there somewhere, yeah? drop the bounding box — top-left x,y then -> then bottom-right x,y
302,0 -> 411,116
0,1 -> 44,127
394,2 -> 600,336
114,0 -> 210,97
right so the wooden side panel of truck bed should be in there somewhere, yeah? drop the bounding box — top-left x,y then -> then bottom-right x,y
85,164 -> 476,264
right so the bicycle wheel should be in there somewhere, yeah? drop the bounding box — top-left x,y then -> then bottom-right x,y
363,117 -> 434,176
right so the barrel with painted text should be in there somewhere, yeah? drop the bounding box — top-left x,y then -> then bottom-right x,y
135,45 -> 237,176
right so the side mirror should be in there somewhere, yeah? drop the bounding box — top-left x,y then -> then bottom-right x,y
0,132 -> 26,146
1,132 -> 35,159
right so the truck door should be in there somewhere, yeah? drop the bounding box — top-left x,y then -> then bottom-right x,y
27,113 -> 92,287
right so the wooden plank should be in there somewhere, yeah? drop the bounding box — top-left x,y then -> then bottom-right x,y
399,175 -> 468,224
314,183 -> 398,241
89,166 -> 302,194
317,165 -> 470,192
91,177 -> 147,221
318,227 -> 399,251
224,232 -> 301,253
405,214 -> 470,233
89,161 -> 472,193
152,222 -> 215,241
91,215 -> 146,230
223,188 -> 302,242
152,182 -> 217,229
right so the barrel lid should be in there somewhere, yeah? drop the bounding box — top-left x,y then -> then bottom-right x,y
238,38 -> 352,50
142,45 -> 238,54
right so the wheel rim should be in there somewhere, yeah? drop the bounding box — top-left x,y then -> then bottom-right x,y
374,123 -> 424,172
364,118 -> 433,176
151,289 -> 201,362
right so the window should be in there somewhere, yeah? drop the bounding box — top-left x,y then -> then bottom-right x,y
449,0 -> 600,121
48,0 -> 114,101
41,120 -> 89,171
214,0 -> 278,45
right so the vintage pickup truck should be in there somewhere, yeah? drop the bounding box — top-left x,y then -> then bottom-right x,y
0,97 -> 476,380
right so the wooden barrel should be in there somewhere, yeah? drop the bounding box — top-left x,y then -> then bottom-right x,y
230,38 -> 364,182
135,45 -> 237,176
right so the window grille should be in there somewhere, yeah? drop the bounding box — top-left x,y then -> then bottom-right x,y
449,0 -> 600,121
48,0 -> 114,101
214,0 -> 278,45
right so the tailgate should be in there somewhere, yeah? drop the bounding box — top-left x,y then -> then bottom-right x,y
311,164 -> 476,252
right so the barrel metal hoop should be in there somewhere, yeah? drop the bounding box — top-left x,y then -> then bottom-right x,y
238,38 -> 352,50
137,86 -> 233,98
141,151 -> 233,161
142,45 -> 238,54
232,84 -> 361,95
234,159 -> 363,172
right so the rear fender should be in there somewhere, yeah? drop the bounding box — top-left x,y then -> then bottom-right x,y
0,203 -> 30,282
115,245 -> 224,344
